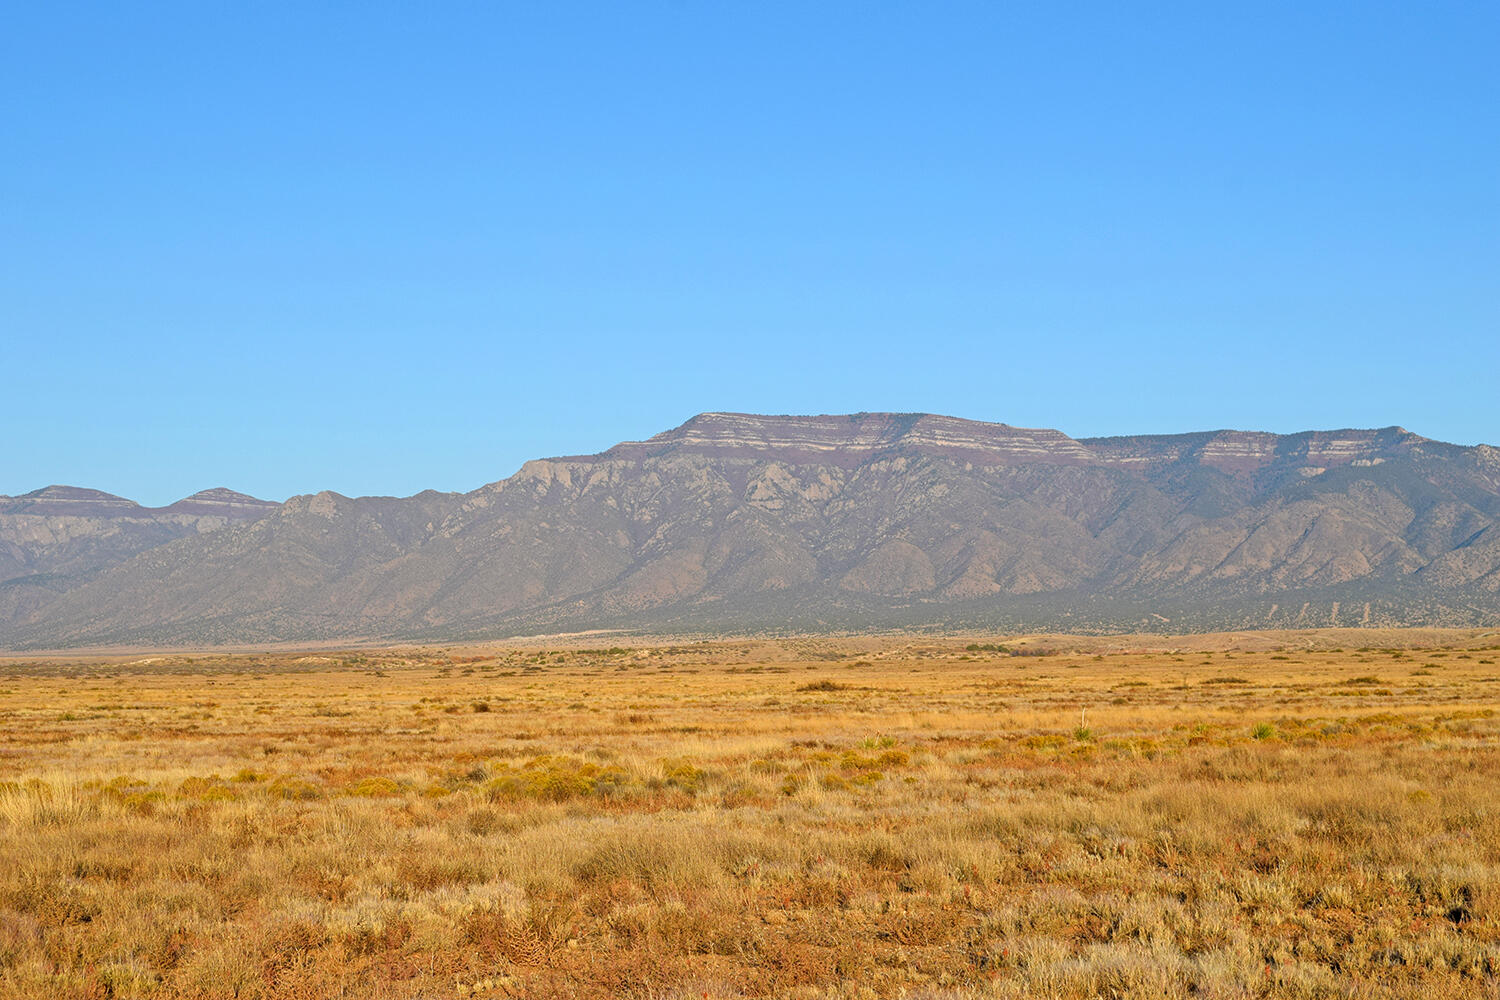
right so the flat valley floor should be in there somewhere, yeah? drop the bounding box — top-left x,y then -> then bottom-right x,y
1,629 -> 1497,998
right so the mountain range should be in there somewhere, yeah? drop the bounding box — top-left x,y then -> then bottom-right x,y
4,412 -> 1499,648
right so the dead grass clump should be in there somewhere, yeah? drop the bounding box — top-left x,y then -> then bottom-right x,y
0,781 -> 98,827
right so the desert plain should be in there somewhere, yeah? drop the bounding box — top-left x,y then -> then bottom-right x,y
1,629 -> 1497,999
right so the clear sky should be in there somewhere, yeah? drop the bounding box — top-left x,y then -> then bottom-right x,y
4,3 -> 1496,506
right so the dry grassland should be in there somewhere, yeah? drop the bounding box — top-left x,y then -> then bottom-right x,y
1,630 -> 1498,999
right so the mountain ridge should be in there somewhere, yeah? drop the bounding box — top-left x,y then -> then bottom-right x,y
4,413 -> 1498,648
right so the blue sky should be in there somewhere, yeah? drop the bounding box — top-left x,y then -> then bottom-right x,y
3,2 -> 1496,506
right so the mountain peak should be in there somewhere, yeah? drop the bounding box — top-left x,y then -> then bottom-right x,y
1,485 -> 142,515
181,487 -> 259,502
161,488 -> 278,517
24,484 -> 135,502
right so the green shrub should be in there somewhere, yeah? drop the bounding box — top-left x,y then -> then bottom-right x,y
349,776 -> 402,797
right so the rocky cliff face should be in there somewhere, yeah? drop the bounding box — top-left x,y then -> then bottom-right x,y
4,414 -> 1498,647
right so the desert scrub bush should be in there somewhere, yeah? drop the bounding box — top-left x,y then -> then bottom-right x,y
348,776 -> 403,797
0,872 -> 103,926
484,755 -> 632,802
95,776 -> 162,815
459,896 -> 574,967
464,806 -> 523,836
178,775 -> 240,802
822,773 -> 876,791
836,746 -> 909,771
268,774 -> 325,800
657,758 -> 709,792
1402,864 -> 1493,924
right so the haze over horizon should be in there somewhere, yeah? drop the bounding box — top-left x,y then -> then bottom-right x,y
5,3 -> 1495,506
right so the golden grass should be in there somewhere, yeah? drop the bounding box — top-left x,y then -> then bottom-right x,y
0,631 -> 1497,998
